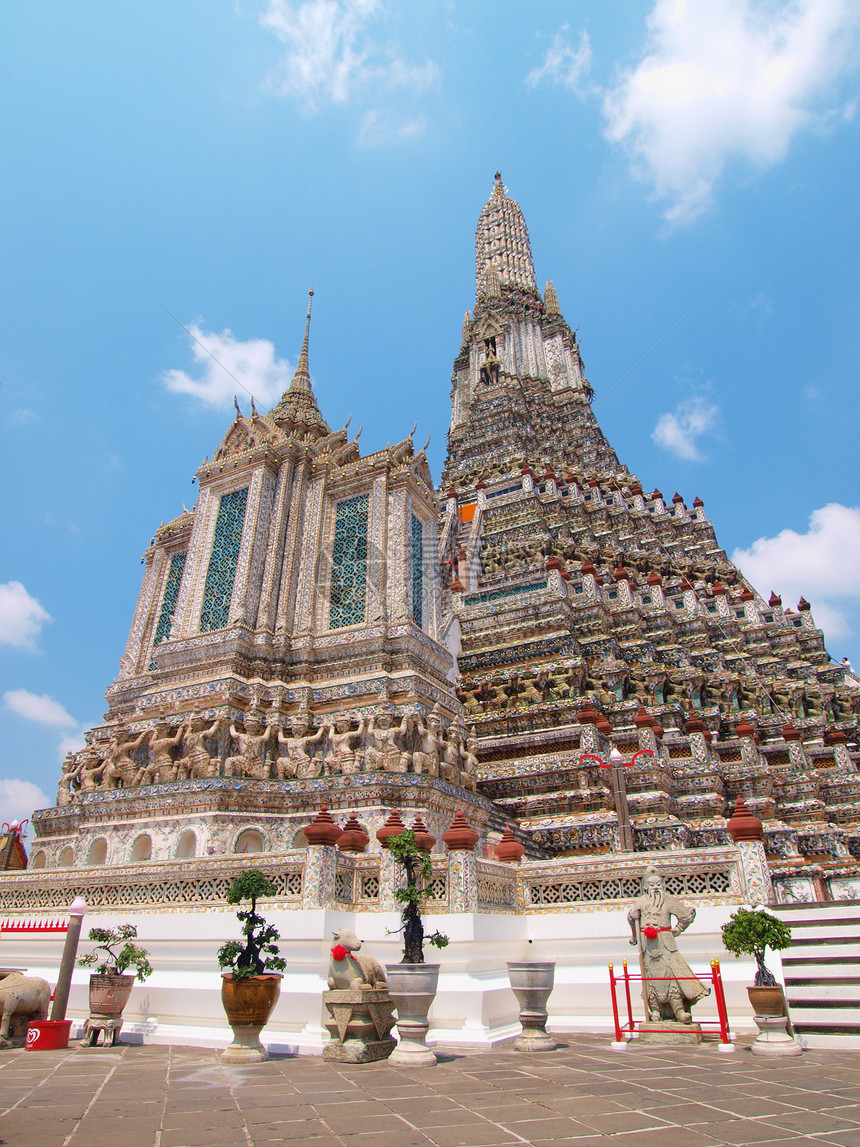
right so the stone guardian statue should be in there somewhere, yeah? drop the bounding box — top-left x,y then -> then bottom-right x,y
627,866 -> 710,1028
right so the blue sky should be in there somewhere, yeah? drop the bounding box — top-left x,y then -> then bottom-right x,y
2,0 -> 860,828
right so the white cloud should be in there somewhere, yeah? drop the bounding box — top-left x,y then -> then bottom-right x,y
261,0 -> 437,111
11,409 -> 37,425
652,395 -> 719,460
4,689 -> 78,728
57,729 -> 88,761
602,0 -> 860,222
357,109 -> 426,146
162,325 -> 293,409
0,582 -> 51,650
527,27 -> 592,94
0,779 -> 50,829
732,504 -> 860,641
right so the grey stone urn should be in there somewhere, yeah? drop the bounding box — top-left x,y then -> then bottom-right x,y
386,964 -> 439,1067
507,961 -> 557,1052
750,1014 -> 803,1057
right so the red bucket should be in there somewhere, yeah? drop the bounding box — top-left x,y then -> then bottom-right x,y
26,1020 -> 72,1050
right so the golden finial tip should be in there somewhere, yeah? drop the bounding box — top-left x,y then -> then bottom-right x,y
309,288 -> 314,297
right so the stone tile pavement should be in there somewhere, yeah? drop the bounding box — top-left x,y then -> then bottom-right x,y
2,1038 -> 860,1147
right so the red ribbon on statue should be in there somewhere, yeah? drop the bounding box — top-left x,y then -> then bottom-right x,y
641,926 -> 673,940
331,945 -> 348,961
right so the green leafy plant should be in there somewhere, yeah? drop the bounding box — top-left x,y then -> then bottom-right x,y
77,924 -> 152,982
721,907 -> 792,986
217,869 -> 286,980
387,830 -> 449,964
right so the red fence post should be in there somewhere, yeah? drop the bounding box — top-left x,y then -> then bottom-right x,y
622,959 -> 634,1033
711,958 -> 732,1047
608,963 -> 623,1043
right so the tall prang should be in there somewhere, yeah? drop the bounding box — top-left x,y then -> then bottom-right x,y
441,176 -> 860,899
29,292 -> 511,872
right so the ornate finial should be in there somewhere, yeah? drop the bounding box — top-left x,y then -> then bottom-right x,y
233,395 -> 241,417
493,171 -> 503,197
290,288 -> 314,390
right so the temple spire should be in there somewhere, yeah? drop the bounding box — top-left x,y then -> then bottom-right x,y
291,288 -> 314,392
268,288 -> 330,438
475,174 -> 537,299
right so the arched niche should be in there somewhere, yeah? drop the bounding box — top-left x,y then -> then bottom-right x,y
291,828 -> 308,848
175,830 -> 197,859
58,847 -> 75,868
88,838 -> 108,866
130,834 -> 152,862
234,829 -> 265,854
30,850 -> 46,869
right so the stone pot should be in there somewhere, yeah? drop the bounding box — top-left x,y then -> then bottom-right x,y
88,973 -> 135,1018
220,973 -> 283,1063
386,963 -> 439,1067
506,962 -> 557,1051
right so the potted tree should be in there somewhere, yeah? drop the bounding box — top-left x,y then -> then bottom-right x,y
721,907 -> 793,1016
78,924 -> 152,1045
383,827 -> 448,1067
217,869 -> 286,1063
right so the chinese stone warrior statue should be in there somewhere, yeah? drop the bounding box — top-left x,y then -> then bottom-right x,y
628,867 -> 710,1026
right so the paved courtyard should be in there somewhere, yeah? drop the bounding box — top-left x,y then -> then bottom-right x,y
2,1038 -> 860,1147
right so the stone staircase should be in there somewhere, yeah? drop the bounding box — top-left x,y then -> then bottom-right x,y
775,900 -> 860,1049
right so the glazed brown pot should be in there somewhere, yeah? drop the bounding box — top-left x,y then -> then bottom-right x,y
89,973 -> 135,1018
748,985 -> 786,1017
220,973 -> 283,1063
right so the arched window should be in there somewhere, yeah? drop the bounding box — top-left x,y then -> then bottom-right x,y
234,829 -> 264,854
291,828 -> 308,848
58,847 -> 74,868
131,834 -> 152,862
88,838 -> 108,866
30,850 -> 46,869
175,830 -> 197,859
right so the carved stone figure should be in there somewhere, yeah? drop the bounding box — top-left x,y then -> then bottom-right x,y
178,717 -> 222,779
327,928 -> 388,989
57,752 -> 78,805
365,711 -> 409,772
411,707 -> 443,776
276,711 -> 325,779
628,867 -> 710,1024
226,712 -> 274,779
103,725 -> 150,788
323,929 -> 395,1064
0,972 -> 51,1047
76,748 -> 107,792
441,718 -> 466,783
325,713 -> 365,776
144,721 -> 185,785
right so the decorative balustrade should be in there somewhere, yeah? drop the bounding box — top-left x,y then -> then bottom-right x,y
0,845 -> 746,917
0,852 -> 306,913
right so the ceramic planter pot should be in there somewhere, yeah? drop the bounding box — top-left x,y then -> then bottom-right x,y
88,973 -> 135,1018
386,963 -> 439,1067
747,985 -> 787,1016
507,962 -> 557,1051
220,973 -> 283,1063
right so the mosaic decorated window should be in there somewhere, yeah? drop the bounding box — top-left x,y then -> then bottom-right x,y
411,514 -> 423,628
153,552 -> 186,646
200,487 -> 248,632
329,494 -> 368,629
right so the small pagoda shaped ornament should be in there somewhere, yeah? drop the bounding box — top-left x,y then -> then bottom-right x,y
304,806 -> 343,847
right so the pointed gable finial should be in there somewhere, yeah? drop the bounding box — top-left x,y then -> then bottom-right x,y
493,171 -> 503,197
545,280 -> 560,315
291,288 -> 314,391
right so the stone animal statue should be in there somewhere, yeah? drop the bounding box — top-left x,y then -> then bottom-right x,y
0,972 -> 51,1047
327,928 -> 388,990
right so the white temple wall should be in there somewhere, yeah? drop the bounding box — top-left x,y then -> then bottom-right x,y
3,904 -> 759,1054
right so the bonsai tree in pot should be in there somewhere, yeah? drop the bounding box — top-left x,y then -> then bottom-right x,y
721,906 -> 793,1017
217,869 -> 286,1063
78,924 -> 152,1042
384,827 -> 448,1067
387,829 -> 449,964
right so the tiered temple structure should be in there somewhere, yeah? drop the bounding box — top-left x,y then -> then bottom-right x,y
25,176 -> 860,905
437,174 -> 860,903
